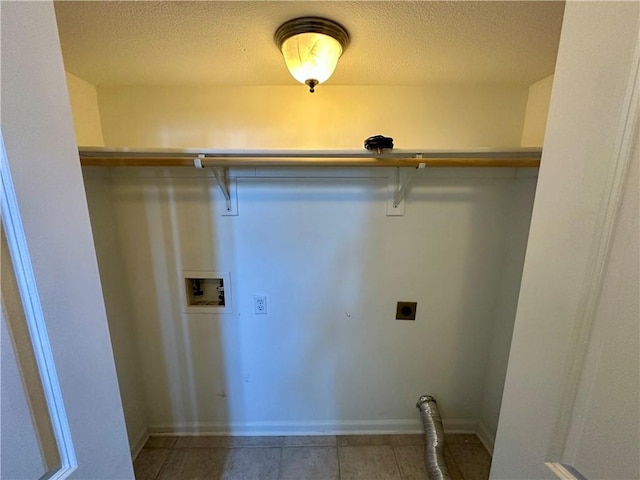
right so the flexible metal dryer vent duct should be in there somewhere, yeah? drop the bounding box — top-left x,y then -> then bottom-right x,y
416,395 -> 450,480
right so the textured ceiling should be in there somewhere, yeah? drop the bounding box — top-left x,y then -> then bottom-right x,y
54,1 -> 565,87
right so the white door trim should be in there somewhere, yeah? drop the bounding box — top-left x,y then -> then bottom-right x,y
545,462 -> 586,480
0,131 -> 77,479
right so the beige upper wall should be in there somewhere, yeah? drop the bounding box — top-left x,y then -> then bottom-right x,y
64,81 -> 558,150
95,84 -> 529,149
62,76 -> 557,150
65,72 -> 104,146
521,75 -> 555,146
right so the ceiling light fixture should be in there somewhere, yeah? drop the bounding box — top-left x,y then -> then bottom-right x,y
275,17 -> 350,93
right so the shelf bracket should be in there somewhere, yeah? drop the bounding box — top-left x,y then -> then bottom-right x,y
212,167 -> 231,212
393,159 -> 426,208
194,155 -> 232,212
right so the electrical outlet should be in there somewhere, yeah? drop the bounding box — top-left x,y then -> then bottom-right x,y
396,301 -> 417,320
254,295 -> 267,314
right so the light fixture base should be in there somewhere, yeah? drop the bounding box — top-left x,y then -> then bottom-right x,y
274,17 -> 350,52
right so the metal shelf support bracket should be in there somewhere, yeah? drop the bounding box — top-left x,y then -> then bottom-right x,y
194,155 -> 231,212
212,167 -> 231,212
393,158 -> 426,208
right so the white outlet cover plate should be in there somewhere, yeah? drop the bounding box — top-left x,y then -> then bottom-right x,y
253,295 -> 267,314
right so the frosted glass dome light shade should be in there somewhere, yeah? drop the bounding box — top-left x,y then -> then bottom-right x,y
281,33 -> 342,86
275,17 -> 350,93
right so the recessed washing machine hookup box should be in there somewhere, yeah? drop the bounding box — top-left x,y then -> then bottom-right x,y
183,271 -> 232,314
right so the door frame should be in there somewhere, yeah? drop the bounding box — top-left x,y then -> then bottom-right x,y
1,2 -> 133,477
491,3 -> 640,478
545,42 -> 639,476
1,132 -> 77,479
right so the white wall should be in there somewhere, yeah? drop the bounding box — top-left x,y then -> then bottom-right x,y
1,2 -> 133,478
477,175 -> 536,451
491,2 -> 639,478
83,170 -> 149,455
65,72 -> 145,455
520,75 -> 554,146
65,72 -> 105,146
97,84 -> 528,149
65,70 -> 148,456
82,81 -> 536,439
476,70 -> 553,447
84,166 -> 535,436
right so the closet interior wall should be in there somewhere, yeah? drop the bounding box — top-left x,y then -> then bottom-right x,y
71,81 -> 550,456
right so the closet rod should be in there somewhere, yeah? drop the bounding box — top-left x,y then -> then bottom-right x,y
79,147 -> 542,168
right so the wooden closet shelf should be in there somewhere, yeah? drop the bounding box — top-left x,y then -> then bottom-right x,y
78,147 -> 542,168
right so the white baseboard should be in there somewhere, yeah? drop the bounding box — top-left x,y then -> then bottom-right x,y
129,427 -> 149,460
475,420 -> 495,455
147,418 -> 478,437
443,418 -> 478,434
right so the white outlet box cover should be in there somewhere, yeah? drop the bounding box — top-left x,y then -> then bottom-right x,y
254,295 -> 267,314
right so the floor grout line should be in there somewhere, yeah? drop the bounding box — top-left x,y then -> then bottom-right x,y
390,444 -> 403,480
151,448 -> 172,480
277,445 -> 283,480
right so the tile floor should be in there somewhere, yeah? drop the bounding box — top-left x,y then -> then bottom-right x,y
134,433 -> 491,480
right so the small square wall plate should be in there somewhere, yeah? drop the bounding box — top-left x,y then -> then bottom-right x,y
396,301 -> 417,320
